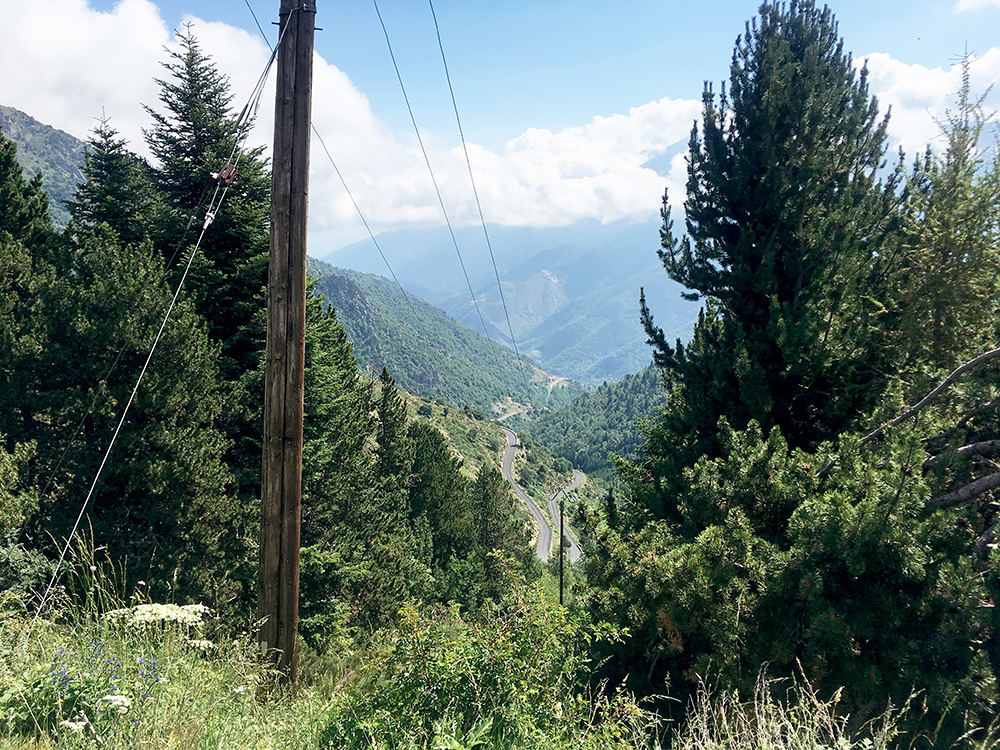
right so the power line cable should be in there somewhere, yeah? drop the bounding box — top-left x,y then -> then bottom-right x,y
311,127 -> 416,311
23,22 -> 287,646
243,0 -> 416,312
426,0 -> 533,402
371,0 -> 505,374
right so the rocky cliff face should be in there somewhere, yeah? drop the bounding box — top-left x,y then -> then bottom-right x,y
0,104 -> 85,227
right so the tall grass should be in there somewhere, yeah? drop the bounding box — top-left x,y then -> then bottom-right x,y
3,545 -> 995,749
0,547 -> 333,749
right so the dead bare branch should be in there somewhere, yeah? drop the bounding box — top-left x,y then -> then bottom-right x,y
927,471 -> 1000,510
923,439 -> 1000,469
863,347 -> 1000,446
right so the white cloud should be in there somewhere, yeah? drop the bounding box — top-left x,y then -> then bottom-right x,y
954,0 -> 1000,11
309,96 -> 701,242
858,49 -> 1000,158
2,1 -> 998,253
0,0 -> 168,152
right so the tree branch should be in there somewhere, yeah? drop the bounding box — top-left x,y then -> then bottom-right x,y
923,440 -> 1000,470
863,347 -> 1000,445
927,471 -> 1000,510
817,347 -> 1000,479
923,396 -> 1000,445
975,522 -> 997,558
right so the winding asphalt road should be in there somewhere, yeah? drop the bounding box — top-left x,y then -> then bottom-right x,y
500,427 -> 583,564
501,427 -> 552,563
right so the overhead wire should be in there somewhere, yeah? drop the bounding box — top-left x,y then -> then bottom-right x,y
370,0 -> 511,389
23,17 -> 289,646
242,0 -> 416,310
311,127 -> 417,311
426,0 -> 534,402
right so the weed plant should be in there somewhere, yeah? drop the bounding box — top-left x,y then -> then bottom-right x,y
0,548 -> 331,749
4,544 -> 992,749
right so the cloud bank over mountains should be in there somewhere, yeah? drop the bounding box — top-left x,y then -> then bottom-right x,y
1,0 -> 998,249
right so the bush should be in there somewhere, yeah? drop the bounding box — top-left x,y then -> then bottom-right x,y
318,576 -> 659,749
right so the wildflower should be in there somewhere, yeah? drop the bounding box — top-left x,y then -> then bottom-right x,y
136,580 -> 145,586
90,565 -> 97,571
101,694 -> 132,714
60,719 -> 87,733
233,685 -> 247,694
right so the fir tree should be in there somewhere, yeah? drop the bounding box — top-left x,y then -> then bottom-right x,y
66,117 -> 165,247
0,129 -> 51,244
891,57 -> 1000,390
143,27 -> 271,506
472,463 -> 534,595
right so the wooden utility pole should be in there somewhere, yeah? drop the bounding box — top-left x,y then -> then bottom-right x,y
258,0 -> 315,684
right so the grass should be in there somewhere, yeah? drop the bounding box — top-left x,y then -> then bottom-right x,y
3,549 -> 995,749
0,553 -> 334,749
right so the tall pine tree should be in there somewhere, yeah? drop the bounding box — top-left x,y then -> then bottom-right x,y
639,0 -> 904,515
143,27 -> 271,508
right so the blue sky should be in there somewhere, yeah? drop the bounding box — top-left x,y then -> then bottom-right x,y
82,0 -> 999,152
1,0 -> 999,250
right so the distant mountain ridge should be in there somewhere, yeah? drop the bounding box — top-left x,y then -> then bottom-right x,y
0,104 -> 85,226
308,258 -> 587,414
319,220 -> 700,384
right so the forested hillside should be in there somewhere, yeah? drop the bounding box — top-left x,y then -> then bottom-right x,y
0,104 -> 84,226
308,258 -> 587,413
524,366 -> 666,479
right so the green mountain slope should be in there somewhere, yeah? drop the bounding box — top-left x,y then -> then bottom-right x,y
308,259 -> 587,414
0,104 -> 84,226
521,365 -> 667,479
320,221 -> 700,384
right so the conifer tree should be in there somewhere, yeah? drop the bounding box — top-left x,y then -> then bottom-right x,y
407,422 -> 482,603
472,463 -> 534,594
143,27 -> 271,505
891,58 -> 1000,389
0,129 -> 51,243
584,5 -> 999,734
375,367 -> 415,498
66,118 -> 165,247
640,0 -> 904,506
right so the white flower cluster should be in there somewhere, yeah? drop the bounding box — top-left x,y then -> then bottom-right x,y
101,694 -> 132,714
104,603 -> 210,628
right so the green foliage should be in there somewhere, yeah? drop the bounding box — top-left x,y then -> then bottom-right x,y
317,578 -> 650,750
144,28 -> 272,516
890,57 -> 1000,393
0,126 -> 52,244
0,122 -> 237,605
1,558 -> 331,749
66,116 -> 165,247
588,421 -> 995,732
585,3 -> 1000,743
473,465 -> 539,595
0,437 -> 37,536
526,366 -> 667,478
643,0 -> 902,473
